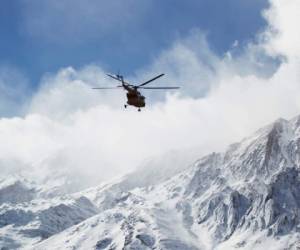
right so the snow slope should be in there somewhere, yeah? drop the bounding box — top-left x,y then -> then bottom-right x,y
0,177 -> 98,249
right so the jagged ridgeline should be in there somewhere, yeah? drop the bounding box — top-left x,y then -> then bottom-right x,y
1,116 -> 300,249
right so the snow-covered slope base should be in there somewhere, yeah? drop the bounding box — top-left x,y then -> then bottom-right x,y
0,177 -> 98,249
2,116 -> 300,250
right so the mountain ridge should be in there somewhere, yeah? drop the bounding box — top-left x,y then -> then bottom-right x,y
1,115 -> 300,249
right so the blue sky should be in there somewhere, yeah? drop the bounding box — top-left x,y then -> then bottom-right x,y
0,0 -> 268,87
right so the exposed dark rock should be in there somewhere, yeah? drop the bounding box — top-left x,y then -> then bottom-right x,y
95,238 -> 112,249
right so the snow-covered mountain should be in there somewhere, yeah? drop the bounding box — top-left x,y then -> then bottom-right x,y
1,115 -> 300,249
0,176 -> 98,249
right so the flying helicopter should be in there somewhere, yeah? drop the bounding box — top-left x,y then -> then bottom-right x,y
92,73 -> 179,111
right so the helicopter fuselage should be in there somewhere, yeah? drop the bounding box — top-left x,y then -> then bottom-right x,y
125,86 -> 145,108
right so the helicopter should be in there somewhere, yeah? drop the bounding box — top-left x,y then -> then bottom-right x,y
92,73 -> 179,111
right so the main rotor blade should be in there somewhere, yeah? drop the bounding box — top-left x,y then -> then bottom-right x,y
138,73 -> 165,87
107,74 -> 121,81
92,87 -> 122,89
107,74 -> 130,85
139,86 -> 180,89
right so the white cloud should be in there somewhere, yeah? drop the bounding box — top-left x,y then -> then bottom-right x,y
28,66 -> 124,119
263,0 -> 300,59
1,0 -> 299,190
133,31 -> 221,99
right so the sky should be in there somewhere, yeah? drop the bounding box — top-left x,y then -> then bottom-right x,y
1,0 -> 268,86
0,0 -> 300,190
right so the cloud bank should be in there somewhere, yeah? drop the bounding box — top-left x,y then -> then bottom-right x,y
1,0 -> 300,190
